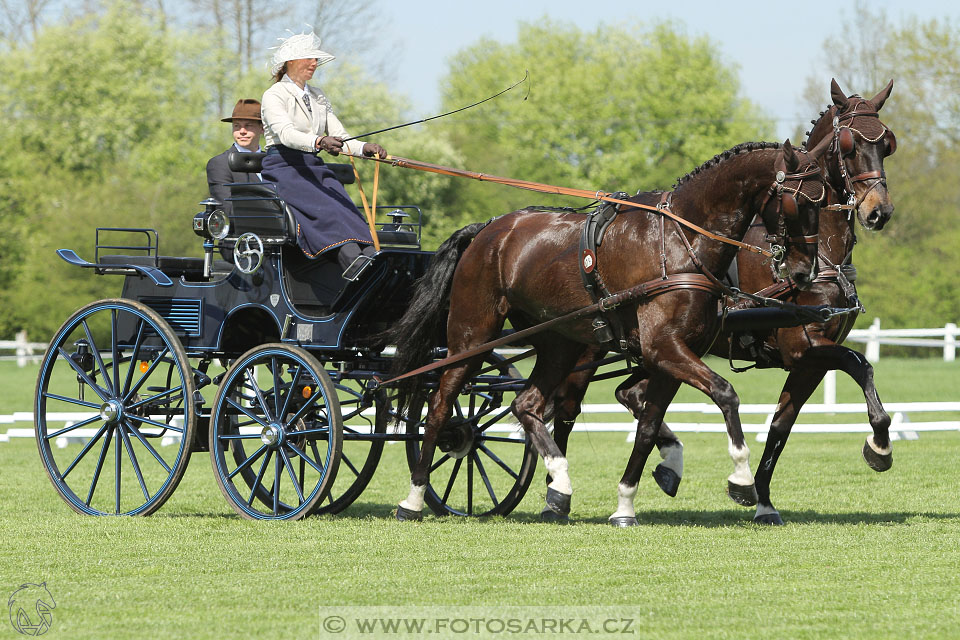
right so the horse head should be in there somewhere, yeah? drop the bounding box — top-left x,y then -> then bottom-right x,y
807,78 -> 896,230
757,139 -> 828,289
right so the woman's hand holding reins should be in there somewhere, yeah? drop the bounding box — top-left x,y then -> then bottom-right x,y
362,142 -> 387,159
317,136 -> 344,155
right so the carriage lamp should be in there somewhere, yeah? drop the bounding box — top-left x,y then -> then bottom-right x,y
192,209 -> 231,241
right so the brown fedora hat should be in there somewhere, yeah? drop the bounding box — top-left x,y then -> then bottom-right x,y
221,98 -> 262,122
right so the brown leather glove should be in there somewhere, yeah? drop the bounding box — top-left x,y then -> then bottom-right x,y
362,142 -> 386,158
317,136 -> 344,155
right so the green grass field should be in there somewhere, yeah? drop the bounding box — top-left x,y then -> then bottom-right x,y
1,358 -> 958,638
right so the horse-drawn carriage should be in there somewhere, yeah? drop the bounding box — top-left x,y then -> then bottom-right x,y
34,152 -> 537,520
34,79 -> 897,525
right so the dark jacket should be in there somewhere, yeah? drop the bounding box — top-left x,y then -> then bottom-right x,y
205,146 -> 261,215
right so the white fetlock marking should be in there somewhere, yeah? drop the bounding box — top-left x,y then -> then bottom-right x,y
867,434 -> 892,456
609,482 -> 638,519
399,483 -> 426,512
727,438 -> 754,486
659,440 -> 684,477
543,456 -> 572,495
755,503 -> 779,518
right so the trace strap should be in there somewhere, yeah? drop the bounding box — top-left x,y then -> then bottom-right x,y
365,155 -> 776,258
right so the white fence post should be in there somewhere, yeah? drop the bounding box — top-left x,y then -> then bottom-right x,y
945,322 -> 957,362
15,330 -> 32,368
865,317 -> 881,362
823,370 -> 837,405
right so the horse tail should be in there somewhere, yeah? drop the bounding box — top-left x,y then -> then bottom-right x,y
388,220 -> 491,420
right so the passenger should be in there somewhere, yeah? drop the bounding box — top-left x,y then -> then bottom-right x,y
260,29 -> 386,281
206,98 -> 264,217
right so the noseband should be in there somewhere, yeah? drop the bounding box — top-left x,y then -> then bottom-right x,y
827,100 -> 895,213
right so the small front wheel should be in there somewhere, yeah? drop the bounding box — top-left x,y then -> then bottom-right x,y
209,344 -> 342,520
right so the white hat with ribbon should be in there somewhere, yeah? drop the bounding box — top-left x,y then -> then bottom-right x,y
269,28 -> 335,76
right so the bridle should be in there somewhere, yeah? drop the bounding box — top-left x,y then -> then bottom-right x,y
825,100 -> 896,214
758,158 -> 825,275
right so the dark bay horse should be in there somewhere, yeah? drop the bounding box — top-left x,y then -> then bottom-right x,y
388,140 -> 828,522
549,79 -> 897,525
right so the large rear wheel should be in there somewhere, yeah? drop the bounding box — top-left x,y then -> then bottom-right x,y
34,299 -> 196,516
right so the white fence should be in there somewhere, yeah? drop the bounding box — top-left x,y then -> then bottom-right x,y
847,319 -> 958,362
4,401 -> 959,444
0,330 -> 47,366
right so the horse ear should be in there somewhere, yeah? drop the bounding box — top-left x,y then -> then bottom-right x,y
782,139 -> 799,171
830,78 -> 847,106
870,79 -> 894,111
807,132 -> 832,160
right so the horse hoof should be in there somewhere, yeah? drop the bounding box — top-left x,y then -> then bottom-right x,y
396,505 -> 423,522
754,511 -> 784,526
862,439 -> 893,472
545,487 -> 571,517
540,508 -> 570,524
652,465 -> 681,497
726,481 -> 758,506
608,516 -> 639,527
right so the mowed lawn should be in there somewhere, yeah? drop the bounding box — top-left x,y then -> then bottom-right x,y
1,358 -> 958,638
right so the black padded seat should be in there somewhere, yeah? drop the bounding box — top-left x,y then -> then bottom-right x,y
227,182 -> 297,243
98,255 -> 230,279
227,151 -> 355,184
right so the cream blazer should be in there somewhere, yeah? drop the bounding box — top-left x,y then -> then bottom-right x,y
261,76 -> 366,156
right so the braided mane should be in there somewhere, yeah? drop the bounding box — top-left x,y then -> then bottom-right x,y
672,141 -> 781,189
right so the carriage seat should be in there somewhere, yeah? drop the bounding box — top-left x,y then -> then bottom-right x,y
227,152 -> 356,184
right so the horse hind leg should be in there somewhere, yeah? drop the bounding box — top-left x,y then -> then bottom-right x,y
615,371 -> 684,497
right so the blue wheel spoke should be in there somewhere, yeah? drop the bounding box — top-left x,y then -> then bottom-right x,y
279,448 -> 305,504
85,427 -> 114,506
478,406 -> 513,431
130,415 -> 184,433
467,455 -> 474,515
285,441 -> 325,476
126,423 -> 173,474
271,357 -> 283,418
282,426 -> 329,439
45,414 -> 103,439
126,385 -> 184,411
41,392 -> 101,411
440,457 -> 463,505
125,346 -> 171,400
82,319 -> 115,396
56,347 -> 110,403
227,444 -> 268,480
340,451 -> 360,478
273,454 -> 281,515
111,310 -> 121,397
247,366 -> 274,423
119,424 -> 150,502
472,451 -> 498,507
429,453 -> 451,473
478,444 -> 520,480
225,397 -> 270,430
279,364 -> 303,419
61,423 -> 109,479
287,384 -> 323,426
247,450 -> 273,507
114,418 -> 122,514
217,433 -> 263,440
122,318 -> 146,397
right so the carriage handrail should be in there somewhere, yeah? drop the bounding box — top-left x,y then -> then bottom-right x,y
95,227 -> 159,265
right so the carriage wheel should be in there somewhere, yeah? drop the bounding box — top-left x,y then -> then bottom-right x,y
313,378 -> 386,515
34,299 -> 196,516
209,344 -> 342,520
402,354 -> 537,517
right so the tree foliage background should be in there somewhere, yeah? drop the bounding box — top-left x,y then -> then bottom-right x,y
0,0 -> 956,341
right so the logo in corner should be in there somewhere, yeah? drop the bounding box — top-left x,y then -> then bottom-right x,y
8,582 -> 56,636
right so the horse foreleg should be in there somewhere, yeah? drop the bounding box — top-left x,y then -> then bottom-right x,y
795,344 -> 892,471
610,373 -> 682,526
615,372 -> 684,496
752,368 -> 824,525
653,344 -> 756,507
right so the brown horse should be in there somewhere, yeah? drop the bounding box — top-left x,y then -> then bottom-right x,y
388,140 -> 827,522
549,79 -> 896,525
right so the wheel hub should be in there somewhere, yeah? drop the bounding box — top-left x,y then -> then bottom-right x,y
260,423 -> 284,447
99,399 -> 124,424
437,420 -> 474,459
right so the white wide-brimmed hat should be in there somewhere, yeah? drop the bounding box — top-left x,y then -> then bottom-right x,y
269,29 -> 335,76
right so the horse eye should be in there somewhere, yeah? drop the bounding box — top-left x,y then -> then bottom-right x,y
838,127 -> 855,157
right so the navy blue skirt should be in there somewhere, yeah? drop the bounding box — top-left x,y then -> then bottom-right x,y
262,146 -> 373,258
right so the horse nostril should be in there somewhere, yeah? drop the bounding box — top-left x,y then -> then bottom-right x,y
867,210 -> 881,225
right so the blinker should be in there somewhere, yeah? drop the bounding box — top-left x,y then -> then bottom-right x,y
781,193 -> 798,219
884,129 -> 897,157
838,127 -> 855,157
